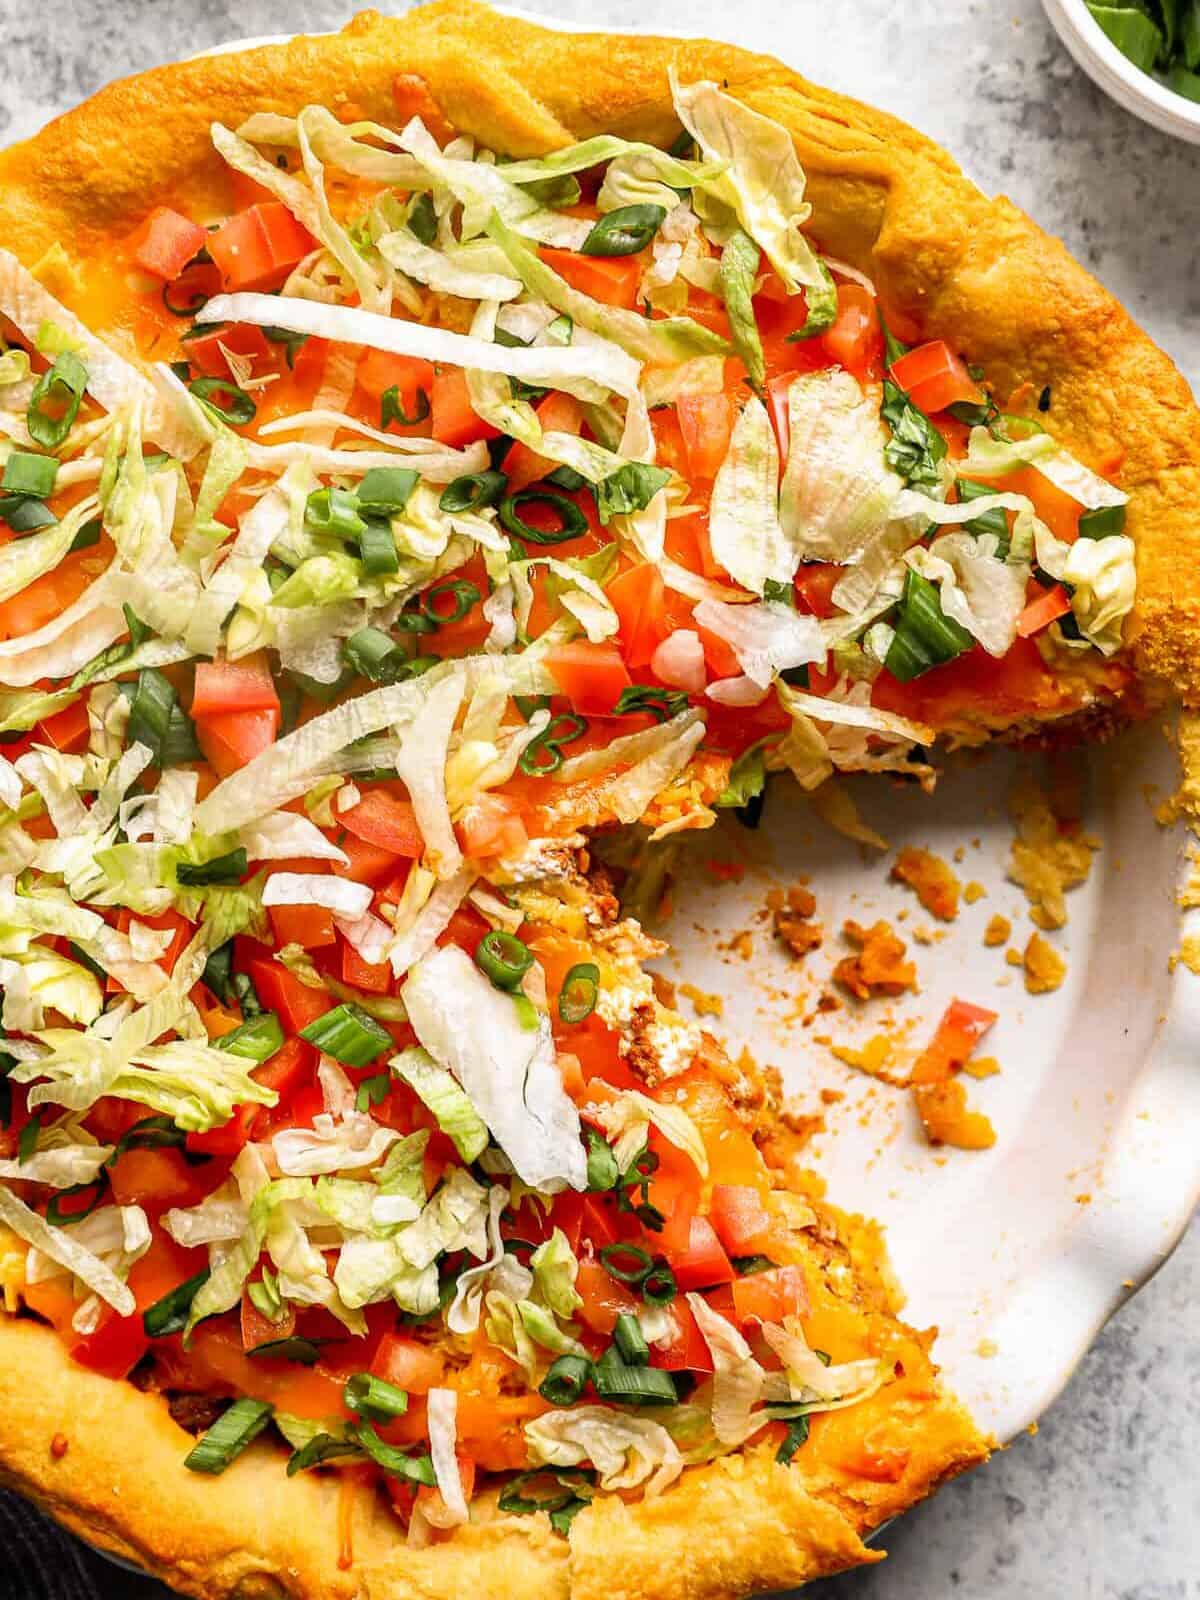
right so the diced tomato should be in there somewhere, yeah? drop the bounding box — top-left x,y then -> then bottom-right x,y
340,936 -> 392,994
544,641 -> 632,716
338,788 -> 424,856
192,653 -> 280,718
208,203 -> 316,292
793,562 -> 842,619
669,1216 -> 736,1291
194,706 -> 279,778
68,1310 -> 149,1381
129,207 -> 208,281
456,792 -> 529,859
391,74 -> 456,145
676,393 -> 736,482
575,1257 -> 640,1336
246,960 -> 331,1034
37,699 -> 90,753
910,998 -> 998,1086
1016,582 -> 1072,638
182,323 -> 272,381
109,1147 -> 215,1211
554,1193 -> 619,1256
695,623 -> 741,682
649,1294 -> 715,1374
539,248 -> 642,309
115,907 -> 191,977
333,832 -> 402,886
889,340 -> 983,416
240,1289 -> 295,1352
818,283 -> 882,380
502,392 -> 584,493
357,350 -> 436,428
431,367 -> 498,449
730,1264 -> 806,1326
268,903 -> 337,949
608,562 -> 668,671
189,1036 -> 315,1154
708,1185 -> 774,1257
372,1333 -> 445,1394
766,372 -> 797,458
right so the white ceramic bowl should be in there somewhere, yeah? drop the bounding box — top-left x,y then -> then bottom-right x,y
1042,0 -> 1200,142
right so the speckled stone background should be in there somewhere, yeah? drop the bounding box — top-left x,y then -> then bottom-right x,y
0,1 -> 1196,1596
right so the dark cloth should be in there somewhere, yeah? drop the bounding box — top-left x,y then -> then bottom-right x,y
0,1491 -> 170,1600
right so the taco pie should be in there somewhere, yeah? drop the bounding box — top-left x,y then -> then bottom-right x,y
0,4 -> 1194,1596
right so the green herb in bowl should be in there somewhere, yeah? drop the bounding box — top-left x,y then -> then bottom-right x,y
1087,1 -> 1200,99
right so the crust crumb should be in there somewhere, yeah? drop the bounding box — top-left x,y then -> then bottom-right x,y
1022,931 -> 1067,994
833,920 -> 916,999
769,884 -> 824,961
829,1033 -> 910,1086
891,846 -> 961,920
678,981 -> 723,1018
983,914 -> 1011,947
962,1055 -> 1000,1080
913,1079 -> 997,1150
963,880 -> 986,904
1008,767 -> 1099,929
1177,932 -> 1200,975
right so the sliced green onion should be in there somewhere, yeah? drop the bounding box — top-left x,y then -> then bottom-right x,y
188,376 -> 256,427
884,569 -> 973,684
1077,504 -> 1126,539
475,929 -> 534,991
176,847 -> 248,886
439,469 -> 507,514
499,489 -> 588,546
262,325 -> 310,368
299,1002 -> 392,1067
599,1242 -> 652,1285
111,1115 -> 188,1162
233,970 -> 262,1018
357,467 -> 418,514
539,1353 -> 592,1407
15,1111 -> 40,1166
162,269 -> 213,318
584,1128 -> 619,1192
498,1469 -> 591,1518
343,626 -> 406,683
355,1072 -> 390,1112
957,476 -> 1011,553
305,485 -> 366,539
183,1398 -> 274,1474
776,1412 -> 810,1464
202,942 -> 235,1005
612,685 -> 689,723
161,701 -> 203,767
518,712 -> 588,776
591,1345 -> 676,1406
559,962 -> 599,1025
0,494 -> 57,532
344,1373 -> 409,1422
143,1268 -> 213,1338
544,464 -> 586,493
126,667 -> 177,760
286,1434 -> 364,1476
730,1254 -> 777,1276
613,1312 -> 649,1366
26,351 -> 88,451
359,515 -> 400,577
216,1011 -> 284,1064
246,1274 -> 284,1323
354,1422 -> 436,1485
641,1261 -> 677,1306
393,601 -> 437,635
406,192 -> 437,245
381,385 -> 430,430
247,1336 -> 327,1365
545,313 -> 574,346
422,580 -> 480,625
581,204 -> 667,257
514,693 -> 551,722
1,451 -> 58,499
45,1179 -> 108,1227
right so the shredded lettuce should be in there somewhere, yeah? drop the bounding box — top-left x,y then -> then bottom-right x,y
402,944 -> 587,1192
686,1293 -> 766,1444
707,396 -> 790,593
525,1407 -> 683,1495
693,598 -> 825,688
392,1046 -> 489,1163
961,425 -> 1128,511
0,1185 -> 135,1316
906,533 -> 1030,658
583,1090 -> 709,1179
426,1389 -> 469,1525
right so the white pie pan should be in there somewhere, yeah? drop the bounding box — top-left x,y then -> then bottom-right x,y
174,0 -> 1200,1466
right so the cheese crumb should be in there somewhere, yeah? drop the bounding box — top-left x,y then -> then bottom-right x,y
984,914 -> 1011,947
1008,769 -> 1099,929
1023,931 -> 1067,994
891,846 -> 961,920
